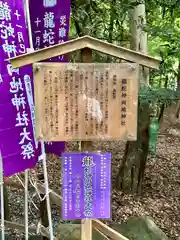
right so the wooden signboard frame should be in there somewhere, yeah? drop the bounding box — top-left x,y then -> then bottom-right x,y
9,35 -> 161,240
33,62 -> 139,142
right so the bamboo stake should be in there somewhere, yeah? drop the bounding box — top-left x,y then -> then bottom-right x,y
41,141 -> 54,240
24,170 -> 29,240
24,0 -> 34,51
23,0 -> 33,238
23,1 -> 54,238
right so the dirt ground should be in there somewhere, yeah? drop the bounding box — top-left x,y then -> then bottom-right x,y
6,120 -> 180,239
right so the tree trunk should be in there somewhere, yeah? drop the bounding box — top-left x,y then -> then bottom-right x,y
158,77 -> 168,125
116,102 -> 150,193
116,1 -> 150,193
129,1 -> 149,86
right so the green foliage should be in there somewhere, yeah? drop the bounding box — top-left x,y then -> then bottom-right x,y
69,0 -> 180,102
145,1 -> 180,88
139,87 -> 180,104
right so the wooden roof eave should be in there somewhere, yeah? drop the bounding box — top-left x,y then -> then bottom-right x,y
8,35 -> 161,70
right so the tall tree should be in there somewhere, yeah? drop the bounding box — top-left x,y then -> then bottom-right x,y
70,0 -> 180,193
116,0 -> 150,193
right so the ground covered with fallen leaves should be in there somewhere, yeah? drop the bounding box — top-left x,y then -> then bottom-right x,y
6,121 -> 180,239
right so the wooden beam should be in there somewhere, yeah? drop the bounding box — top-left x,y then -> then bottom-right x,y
8,36 -> 87,68
93,227 -> 110,240
86,37 -> 160,69
8,35 -> 161,69
92,220 -> 129,240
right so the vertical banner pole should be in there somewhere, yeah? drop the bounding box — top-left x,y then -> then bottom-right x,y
80,48 -> 93,240
24,0 -> 34,51
41,141 -> 54,240
0,152 -> 5,240
24,170 -> 29,240
24,0 -> 54,237
23,1 -> 32,238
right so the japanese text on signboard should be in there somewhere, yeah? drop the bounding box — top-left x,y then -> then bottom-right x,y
62,152 -> 111,219
34,63 -> 138,141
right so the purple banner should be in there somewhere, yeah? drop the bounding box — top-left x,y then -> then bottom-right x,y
62,152 -> 111,219
0,0 -> 39,176
29,0 -> 71,155
0,0 -> 68,176
45,141 -> 65,157
29,0 -> 71,62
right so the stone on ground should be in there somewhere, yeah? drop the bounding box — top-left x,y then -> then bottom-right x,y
110,216 -> 169,240
55,223 -> 106,240
55,216 -> 169,240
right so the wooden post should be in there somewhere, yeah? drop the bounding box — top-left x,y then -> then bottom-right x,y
81,219 -> 92,240
80,48 -> 93,240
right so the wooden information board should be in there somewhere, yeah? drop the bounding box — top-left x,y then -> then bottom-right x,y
34,63 -> 138,141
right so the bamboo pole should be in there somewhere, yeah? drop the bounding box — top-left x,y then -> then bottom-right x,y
23,1 -> 54,239
23,0 -> 33,238
41,141 -> 54,240
24,170 -> 29,240
24,0 -> 34,51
